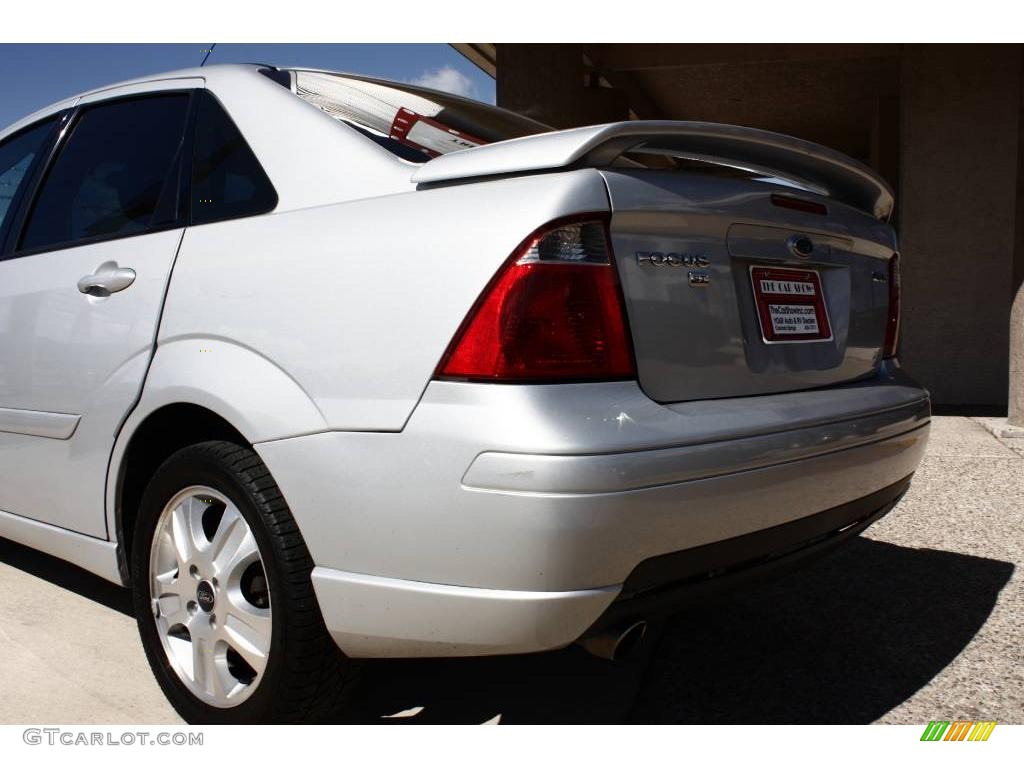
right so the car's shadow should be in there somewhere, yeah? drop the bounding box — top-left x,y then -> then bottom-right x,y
0,536 -> 134,616
337,537 -> 1014,724
0,535 -> 1013,724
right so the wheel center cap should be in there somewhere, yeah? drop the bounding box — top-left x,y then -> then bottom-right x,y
196,580 -> 216,613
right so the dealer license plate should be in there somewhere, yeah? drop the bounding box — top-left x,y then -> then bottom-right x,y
749,266 -> 832,343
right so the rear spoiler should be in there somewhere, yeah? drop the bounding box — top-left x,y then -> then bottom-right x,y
411,121 -> 895,221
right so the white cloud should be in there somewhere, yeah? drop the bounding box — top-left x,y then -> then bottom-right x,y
409,66 -> 477,99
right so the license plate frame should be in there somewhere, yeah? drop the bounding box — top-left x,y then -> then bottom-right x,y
749,265 -> 833,343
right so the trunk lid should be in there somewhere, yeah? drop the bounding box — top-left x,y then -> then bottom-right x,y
601,169 -> 897,402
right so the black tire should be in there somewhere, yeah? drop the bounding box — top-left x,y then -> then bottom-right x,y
131,440 -> 359,723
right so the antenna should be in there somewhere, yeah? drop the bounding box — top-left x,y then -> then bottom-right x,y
200,44 -> 216,67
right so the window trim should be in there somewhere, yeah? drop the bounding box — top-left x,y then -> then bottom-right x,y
0,114 -> 64,258
1,90 -> 196,261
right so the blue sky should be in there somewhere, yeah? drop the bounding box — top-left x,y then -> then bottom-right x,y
0,44 -> 494,129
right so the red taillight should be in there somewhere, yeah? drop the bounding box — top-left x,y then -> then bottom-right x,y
436,216 -> 635,382
883,252 -> 901,358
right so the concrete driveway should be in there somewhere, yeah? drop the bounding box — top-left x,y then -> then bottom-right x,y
1,415 -> 1021,724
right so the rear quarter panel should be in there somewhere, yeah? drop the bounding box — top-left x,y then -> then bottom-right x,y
158,169 -> 610,433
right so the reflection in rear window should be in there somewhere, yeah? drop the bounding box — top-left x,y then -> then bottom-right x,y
289,70 -> 549,162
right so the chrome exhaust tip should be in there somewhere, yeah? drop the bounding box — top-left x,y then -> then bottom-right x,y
576,620 -> 648,661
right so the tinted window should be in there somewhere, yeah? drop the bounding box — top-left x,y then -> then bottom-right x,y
20,95 -> 188,252
0,119 -> 56,234
191,91 -> 276,225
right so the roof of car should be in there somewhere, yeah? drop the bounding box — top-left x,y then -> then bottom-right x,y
74,63 -> 260,99
0,64 -> 267,140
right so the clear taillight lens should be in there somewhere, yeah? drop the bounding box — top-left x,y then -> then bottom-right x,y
436,216 -> 636,382
883,252 -> 901,358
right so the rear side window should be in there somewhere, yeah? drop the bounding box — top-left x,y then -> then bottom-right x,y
190,91 -> 277,225
0,119 -> 57,239
20,94 -> 189,252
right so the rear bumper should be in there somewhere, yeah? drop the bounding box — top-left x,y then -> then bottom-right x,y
310,475 -> 911,657
309,567 -> 619,658
585,474 -> 911,634
257,361 -> 930,658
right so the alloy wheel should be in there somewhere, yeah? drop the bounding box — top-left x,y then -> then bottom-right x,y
148,486 -> 272,708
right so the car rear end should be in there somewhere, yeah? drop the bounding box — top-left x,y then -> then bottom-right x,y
564,165 -> 923,640
256,70 -> 929,659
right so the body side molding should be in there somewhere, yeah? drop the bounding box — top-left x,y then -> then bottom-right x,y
0,407 -> 80,439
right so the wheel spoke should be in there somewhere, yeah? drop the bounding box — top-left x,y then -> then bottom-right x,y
208,505 -> 243,565
191,634 -> 208,689
153,565 -> 190,624
208,652 -> 227,700
191,634 -> 226,699
222,603 -> 271,672
170,500 -> 199,566
155,593 -> 189,627
213,522 -> 259,580
153,565 -> 181,596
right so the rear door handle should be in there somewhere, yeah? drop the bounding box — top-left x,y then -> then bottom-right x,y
77,261 -> 136,297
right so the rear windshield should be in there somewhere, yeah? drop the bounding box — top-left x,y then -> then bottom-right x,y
276,69 -> 824,195
286,69 -> 550,162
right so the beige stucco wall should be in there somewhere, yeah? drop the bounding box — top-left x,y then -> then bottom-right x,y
899,45 -> 1021,405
